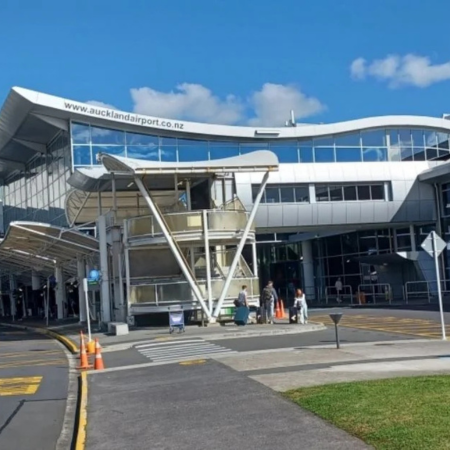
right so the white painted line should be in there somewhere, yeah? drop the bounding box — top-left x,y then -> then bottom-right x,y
144,347 -> 233,360
150,349 -> 236,362
135,339 -> 204,349
139,344 -> 224,355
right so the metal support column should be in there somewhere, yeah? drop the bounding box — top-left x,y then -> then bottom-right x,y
123,222 -> 131,323
77,257 -> 87,322
55,265 -> 64,319
212,171 -> 270,320
134,176 -> 212,319
98,215 -> 112,323
203,210 -> 213,314
9,274 -> 16,320
111,226 -> 124,322
251,242 -> 258,277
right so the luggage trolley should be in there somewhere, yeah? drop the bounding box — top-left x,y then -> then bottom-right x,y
168,306 -> 185,334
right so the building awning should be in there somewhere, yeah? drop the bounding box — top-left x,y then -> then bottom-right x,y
98,151 -> 279,175
418,161 -> 450,184
0,221 -> 99,277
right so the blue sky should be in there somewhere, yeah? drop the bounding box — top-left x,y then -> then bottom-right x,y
1,0 -> 450,126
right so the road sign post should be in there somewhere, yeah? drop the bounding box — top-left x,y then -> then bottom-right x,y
421,231 -> 447,341
83,278 -> 92,343
329,313 -> 343,349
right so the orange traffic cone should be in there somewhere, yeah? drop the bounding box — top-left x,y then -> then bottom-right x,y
279,299 -> 285,318
94,338 -> 105,371
275,300 -> 281,319
77,333 -> 92,370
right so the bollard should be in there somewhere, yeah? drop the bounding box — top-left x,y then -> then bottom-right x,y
329,313 -> 343,349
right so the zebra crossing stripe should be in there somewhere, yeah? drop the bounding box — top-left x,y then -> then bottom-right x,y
135,339 -> 235,363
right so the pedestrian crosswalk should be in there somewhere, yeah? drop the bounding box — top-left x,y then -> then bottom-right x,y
135,338 -> 236,364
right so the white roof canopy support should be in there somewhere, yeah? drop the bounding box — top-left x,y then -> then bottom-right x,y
133,176 -> 212,319
211,171 -> 270,320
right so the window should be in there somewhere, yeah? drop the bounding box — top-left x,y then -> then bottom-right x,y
357,185 -> 371,200
370,184 -> 384,200
280,186 -> 294,203
343,185 -> 357,201
294,186 -> 309,202
315,185 -> 329,202
252,184 -> 310,203
314,183 -> 388,202
265,187 -> 280,203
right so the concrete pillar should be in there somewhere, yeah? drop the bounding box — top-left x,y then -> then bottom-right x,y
301,240 -> 315,300
55,265 -> 64,319
9,274 -> 16,319
111,226 -> 125,322
98,215 -> 111,323
77,257 -> 87,322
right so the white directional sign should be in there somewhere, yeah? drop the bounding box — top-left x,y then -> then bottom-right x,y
421,231 -> 447,258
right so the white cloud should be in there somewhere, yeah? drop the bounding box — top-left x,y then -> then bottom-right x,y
247,83 -> 325,126
130,83 -> 244,125
129,82 -> 324,126
86,100 -> 118,110
350,54 -> 450,88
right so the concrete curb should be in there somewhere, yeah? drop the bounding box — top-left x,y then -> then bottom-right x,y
74,372 -> 88,450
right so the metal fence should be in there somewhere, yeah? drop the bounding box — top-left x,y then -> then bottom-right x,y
356,283 -> 392,305
325,285 -> 354,304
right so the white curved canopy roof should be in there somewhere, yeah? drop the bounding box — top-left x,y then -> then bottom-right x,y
98,150 -> 279,175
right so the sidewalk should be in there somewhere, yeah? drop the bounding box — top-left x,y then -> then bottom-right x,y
86,359 -> 371,450
217,339 -> 450,391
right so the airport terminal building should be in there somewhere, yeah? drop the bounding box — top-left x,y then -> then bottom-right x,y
1,86 -> 450,323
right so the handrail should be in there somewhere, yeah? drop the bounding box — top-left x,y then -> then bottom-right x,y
129,276 -> 260,306
404,281 -> 431,303
357,283 -> 392,305
325,285 -> 353,304
125,209 -> 253,239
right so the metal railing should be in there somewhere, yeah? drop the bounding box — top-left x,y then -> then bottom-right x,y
356,283 -> 392,305
126,210 -> 254,239
129,277 -> 260,306
404,280 -> 450,303
325,285 -> 353,304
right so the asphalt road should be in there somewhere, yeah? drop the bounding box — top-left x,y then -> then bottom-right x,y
86,360 -> 369,450
0,325 -> 69,450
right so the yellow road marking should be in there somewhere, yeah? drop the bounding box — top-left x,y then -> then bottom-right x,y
179,359 -> 206,366
310,314 -> 448,339
0,350 -> 61,358
0,359 -> 67,369
0,376 -> 42,396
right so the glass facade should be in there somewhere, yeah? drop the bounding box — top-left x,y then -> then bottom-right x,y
70,122 -> 450,167
3,131 -> 71,228
257,225 -> 438,304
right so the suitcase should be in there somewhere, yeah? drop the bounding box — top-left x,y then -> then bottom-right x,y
234,306 -> 249,326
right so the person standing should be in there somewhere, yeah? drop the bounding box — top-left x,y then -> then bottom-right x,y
260,281 -> 278,324
293,289 -> 308,324
335,278 -> 343,303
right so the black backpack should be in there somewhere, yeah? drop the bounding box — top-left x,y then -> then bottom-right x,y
262,286 -> 273,306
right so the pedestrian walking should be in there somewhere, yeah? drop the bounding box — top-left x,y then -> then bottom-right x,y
260,281 -> 278,324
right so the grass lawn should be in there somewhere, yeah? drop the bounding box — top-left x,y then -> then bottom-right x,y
285,375 -> 450,450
